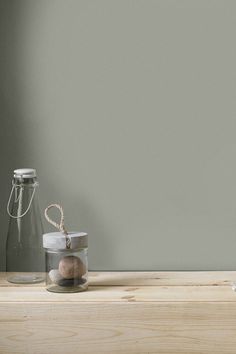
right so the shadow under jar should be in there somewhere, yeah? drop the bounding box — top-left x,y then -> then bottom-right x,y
43,232 -> 88,293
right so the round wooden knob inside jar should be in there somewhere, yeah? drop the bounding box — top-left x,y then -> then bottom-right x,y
59,255 -> 86,279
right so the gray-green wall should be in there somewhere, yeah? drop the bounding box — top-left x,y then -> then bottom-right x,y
1,0 -> 236,270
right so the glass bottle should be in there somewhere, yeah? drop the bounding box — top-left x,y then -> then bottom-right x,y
6,168 -> 45,284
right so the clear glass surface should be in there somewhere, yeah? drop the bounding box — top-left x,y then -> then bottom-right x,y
45,248 -> 88,293
6,177 -> 45,283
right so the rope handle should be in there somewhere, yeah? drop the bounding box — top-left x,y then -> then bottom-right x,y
7,181 -> 37,219
44,204 -> 71,249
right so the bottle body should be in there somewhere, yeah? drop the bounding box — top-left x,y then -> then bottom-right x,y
6,170 -> 45,283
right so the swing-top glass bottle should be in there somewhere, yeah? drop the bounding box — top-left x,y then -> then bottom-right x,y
6,168 -> 45,283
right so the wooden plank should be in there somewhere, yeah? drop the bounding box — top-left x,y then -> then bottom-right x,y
1,271 -> 236,287
89,271 -> 236,286
1,272 -> 236,353
0,302 -> 236,354
0,284 -> 235,303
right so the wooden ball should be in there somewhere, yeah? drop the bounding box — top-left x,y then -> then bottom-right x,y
59,255 -> 86,279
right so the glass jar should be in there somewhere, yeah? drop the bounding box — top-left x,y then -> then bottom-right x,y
43,232 -> 88,293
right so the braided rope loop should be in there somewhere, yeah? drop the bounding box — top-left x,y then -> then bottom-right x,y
44,204 -> 71,249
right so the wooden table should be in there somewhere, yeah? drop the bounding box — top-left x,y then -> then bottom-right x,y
1,271 -> 236,354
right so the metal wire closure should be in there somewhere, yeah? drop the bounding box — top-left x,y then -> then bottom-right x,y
7,181 -> 38,219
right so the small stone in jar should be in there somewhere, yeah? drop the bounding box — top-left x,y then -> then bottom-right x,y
58,277 -> 86,287
49,269 -> 63,284
59,255 -> 86,279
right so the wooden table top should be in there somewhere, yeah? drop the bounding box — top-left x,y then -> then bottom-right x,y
1,272 -> 236,354
0,271 -> 236,302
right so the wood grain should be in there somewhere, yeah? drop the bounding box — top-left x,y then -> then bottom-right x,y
1,271 -> 236,287
0,285 -> 236,303
1,302 -> 236,354
88,271 -> 236,286
0,272 -> 235,354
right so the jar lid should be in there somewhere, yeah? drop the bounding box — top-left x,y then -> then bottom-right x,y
43,232 -> 88,250
14,168 -> 36,179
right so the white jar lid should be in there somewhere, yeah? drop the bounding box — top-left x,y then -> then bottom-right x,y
43,232 -> 88,250
14,168 -> 36,179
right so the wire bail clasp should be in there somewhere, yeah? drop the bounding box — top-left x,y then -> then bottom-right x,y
7,180 -> 38,219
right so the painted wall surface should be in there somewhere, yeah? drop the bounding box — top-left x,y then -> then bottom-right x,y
1,0 -> 236,270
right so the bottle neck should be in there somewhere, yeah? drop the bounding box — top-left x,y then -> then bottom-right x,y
7,177 -> 39,219
13,177 -> 38,186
